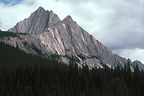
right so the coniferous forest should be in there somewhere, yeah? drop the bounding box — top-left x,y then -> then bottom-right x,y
0,42 -> 144,96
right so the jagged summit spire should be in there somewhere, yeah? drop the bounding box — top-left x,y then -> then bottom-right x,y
49,10 -> 54,13
37,6 -> 45,11
35,6 -> 47,14
63,15 -> 74,22
49,10 -> 55,17
65,15 -> 72,19
8,7 -> 61,34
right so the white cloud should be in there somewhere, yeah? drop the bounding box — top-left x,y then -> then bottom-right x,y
0,0 -> 144,63
0,1 -> 36,30
113,48 -> 144,63
0,0 -> 74,30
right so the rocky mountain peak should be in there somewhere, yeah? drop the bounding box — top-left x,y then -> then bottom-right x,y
8,7 -> 61,34
36,6 -> 46,12
62,15 -> 76,24
49,10 -> 54,14
63,15 -> 73,21
62,15 -> 79,30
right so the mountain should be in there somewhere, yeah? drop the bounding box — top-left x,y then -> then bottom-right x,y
1,7 -> 144,70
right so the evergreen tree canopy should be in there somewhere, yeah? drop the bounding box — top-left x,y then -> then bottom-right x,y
0,42 -> 144,96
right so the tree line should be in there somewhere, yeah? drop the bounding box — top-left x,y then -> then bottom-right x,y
0,42 -> 144,96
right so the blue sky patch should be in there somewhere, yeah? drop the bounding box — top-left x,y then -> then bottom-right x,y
0,0 -> 22,5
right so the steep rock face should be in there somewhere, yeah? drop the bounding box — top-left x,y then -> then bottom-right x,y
38,15 -> 128,67
5,7 -> 144,69
8,7 -> 61,34
133,60 -> 144,70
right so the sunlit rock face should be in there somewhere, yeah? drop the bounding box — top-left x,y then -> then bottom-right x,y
4,7 -> 143,69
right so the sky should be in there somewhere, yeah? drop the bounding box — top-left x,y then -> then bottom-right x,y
0,0 -> 144,63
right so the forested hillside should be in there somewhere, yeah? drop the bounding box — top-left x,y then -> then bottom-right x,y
0,42 -> 144,96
